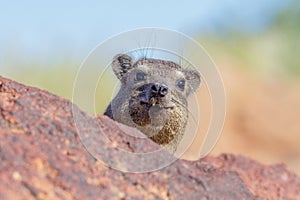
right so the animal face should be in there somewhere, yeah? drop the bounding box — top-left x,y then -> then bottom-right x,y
112,54 -> 201,100
111,54 -> 201,135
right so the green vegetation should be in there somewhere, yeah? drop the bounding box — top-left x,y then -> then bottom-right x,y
1,64 -> 77,101
201,0 -> 300,77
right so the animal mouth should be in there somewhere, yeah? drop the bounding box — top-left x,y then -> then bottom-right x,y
140,97 -> 174,110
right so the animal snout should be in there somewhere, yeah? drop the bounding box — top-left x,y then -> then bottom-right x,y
151,83 -> 168,97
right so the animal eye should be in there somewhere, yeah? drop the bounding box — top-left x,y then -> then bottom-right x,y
136,72 -> 146,81
176,79 -> 185,89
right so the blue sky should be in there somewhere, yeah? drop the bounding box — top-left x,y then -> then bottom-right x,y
0,0 -> 290,66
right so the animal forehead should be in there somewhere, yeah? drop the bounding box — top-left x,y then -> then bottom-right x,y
134,58 -> 184,77
134,58 -> 182,70
137,64 -> 184,79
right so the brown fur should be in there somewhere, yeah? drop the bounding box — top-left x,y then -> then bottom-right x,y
104,54 -> 201,153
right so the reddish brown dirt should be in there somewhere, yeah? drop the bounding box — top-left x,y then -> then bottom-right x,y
214,64 -> 300,174
0,76 -> 300,199
182,62 -> 300,176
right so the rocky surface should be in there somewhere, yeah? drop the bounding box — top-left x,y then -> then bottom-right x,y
0,76 -> 299,200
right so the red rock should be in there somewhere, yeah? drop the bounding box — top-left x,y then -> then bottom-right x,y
0,76 -> 299,199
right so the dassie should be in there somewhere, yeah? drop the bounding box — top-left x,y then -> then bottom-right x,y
105,54 -> 201,153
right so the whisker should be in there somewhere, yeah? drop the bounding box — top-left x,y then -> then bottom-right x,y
150,34 -> 157,59
171,98 -> 198,126
133,37 -> 145,59
145,29 -> 154,59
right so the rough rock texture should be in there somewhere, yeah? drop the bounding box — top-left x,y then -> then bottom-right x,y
0,76 -> 299,200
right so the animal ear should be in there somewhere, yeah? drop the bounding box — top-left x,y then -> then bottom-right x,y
112,54 -> 134,81
183,69 -> 201,96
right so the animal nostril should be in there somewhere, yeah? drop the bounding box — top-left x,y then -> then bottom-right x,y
151,83 -> 168,97
151,83 -> 160,94
159,85 -> 168,97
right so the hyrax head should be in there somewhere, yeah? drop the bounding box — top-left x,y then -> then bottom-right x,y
110,53 -> 201,140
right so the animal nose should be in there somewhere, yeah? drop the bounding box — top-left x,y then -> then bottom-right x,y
159,84 -> 168,97
151,83 -> 168,97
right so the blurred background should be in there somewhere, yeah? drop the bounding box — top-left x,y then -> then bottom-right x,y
1,1 -> 300,174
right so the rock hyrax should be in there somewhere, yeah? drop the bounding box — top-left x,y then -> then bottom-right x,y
104,54 -> 201,153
